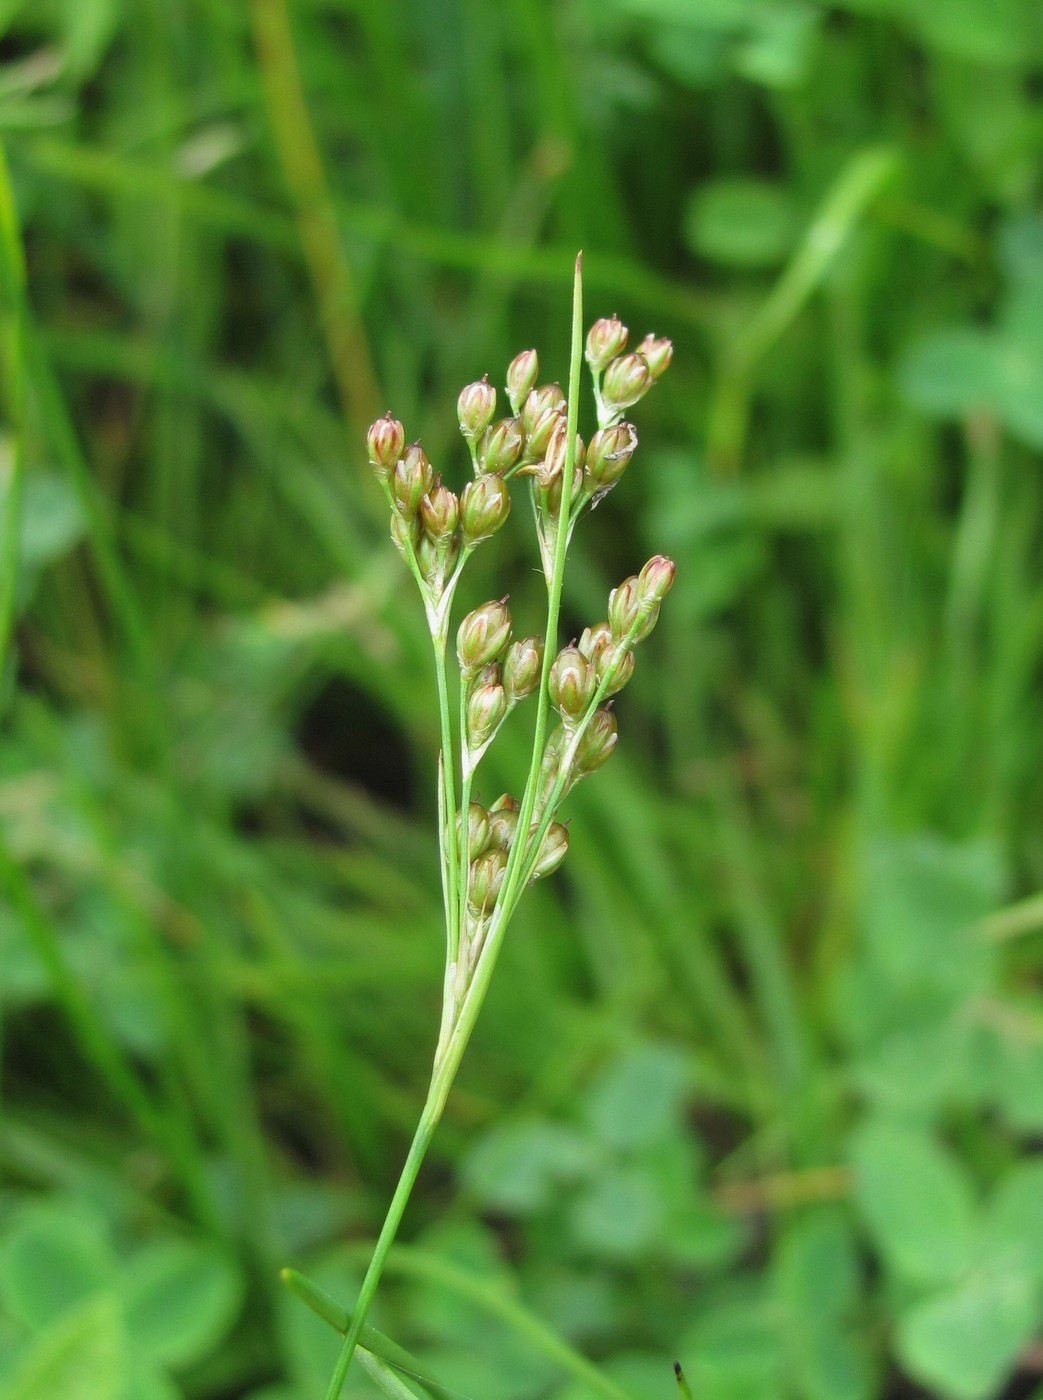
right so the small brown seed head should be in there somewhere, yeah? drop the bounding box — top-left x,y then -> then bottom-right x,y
391,443 -> 434,518
420,483 -> 459,542
549,646 -> 596,721
458,377 -> 497,444
502,635 -> 544,702
530,821 -> 569,879
637,333 -> 673,381
506,349 -> 539,414
585,316 -> 628,372
478,417 -> 525,475
457,599 -> 512,677
602,353 -> 652,414
367,413 -> 405,478
460,474 -> 511,544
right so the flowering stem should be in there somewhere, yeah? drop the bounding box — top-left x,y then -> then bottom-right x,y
322,256 -> 585,1400
495,254 -> 584,923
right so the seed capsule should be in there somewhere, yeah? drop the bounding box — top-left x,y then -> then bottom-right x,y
458,378 -> 497,444
506,349 -> 539,414
549,646 -> 595,722
367,413 -> 405,478
502,635 -> 544,702
584,422 -> 637,493
478,417 -> 525,475
637,333 -> 673,381
487,798 -> 520,852
601,353 -> 651,414
467,680 -> 508,746
638,554 -> 676,604
578,621 -> 613,665
420,482 -> 459,542
458,801 -> 491,860
574,706 -> 618,776
596,645 -> 634,697
457,599 -> 512,678
469,847 -> 508,912
530,822 -> 569,879
391,443 -> 435,518
585,316 -> 628,372
460,475 -> 511,544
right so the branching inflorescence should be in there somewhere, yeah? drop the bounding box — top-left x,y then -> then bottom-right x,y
319,256 -> 675,1399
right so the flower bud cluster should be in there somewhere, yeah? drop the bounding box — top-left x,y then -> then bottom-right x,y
462,791 -> 569,915
457,603 -> 543,761
584,317 -> 673,428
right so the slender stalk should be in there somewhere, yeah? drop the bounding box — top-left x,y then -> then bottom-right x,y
322,1088 -> 442,1400
323,256 -> 586,1400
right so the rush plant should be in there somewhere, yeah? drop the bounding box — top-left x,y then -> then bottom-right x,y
313,256 -> 675,1399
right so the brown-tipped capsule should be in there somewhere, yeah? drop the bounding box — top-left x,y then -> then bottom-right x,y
596,645 -> 634,697
458,377 -> 497,444
584,421 -> 637,493
523,401 -> 566,462
574,705 -> 618,776
458,801 -> 491,860
457,599 -> 512,677
607,575 -> 640,639
478,417 -> 525,475
502,635 -> 544,702
460,474 -> 511,544
602,353 -> 652,414
531,822 -> 569,879
469,847 -> 508,912
391,443 -> 435,519
467,680 -> 508,746
585,316 -> 628,372
367,413 -> 405,478
638,334 -> 673,381
578,621 -> 613,665
489,792 -> 519,813
522,384 -> 566,433
420,483 -> 459,542
487,801 -> 519,852
506,349 -> 539,414
549,646 -> 596,722
638,554 -> 676,604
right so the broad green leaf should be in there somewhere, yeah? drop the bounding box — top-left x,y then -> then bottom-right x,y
5,1293 -> 125,1400
854,1015 -> 973,1113
848,1118 -> 976,1285
681,1292 -> 784,1400
118,1239 -> 243,1370
774,1213 -> 872,1400
982,1160 -> 1043,1279
568,1165 -> 665,1260
862,836 -> 999,1003
582,1042 -> 691,1151
17,473 -> 85,571
735,3 -> 820,89
898,1272 -> 1040,1400
684,179 -> 798,267
121,1355 -> 182,1400
461,1119 -> 594,1215
993,337 -> 1043,449
906,0 -> 1028,64
0,1200 -> 114,1329
898,328 -> 1001,419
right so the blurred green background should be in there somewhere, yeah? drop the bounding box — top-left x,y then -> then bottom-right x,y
2,1 -> 1043,1398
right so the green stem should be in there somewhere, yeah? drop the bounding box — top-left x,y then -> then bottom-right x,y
322,254 -> 586,1400
322,1085 -> 442,1400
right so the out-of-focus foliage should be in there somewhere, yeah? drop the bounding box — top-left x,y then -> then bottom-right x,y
0,2 -> 1042,1399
